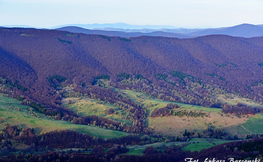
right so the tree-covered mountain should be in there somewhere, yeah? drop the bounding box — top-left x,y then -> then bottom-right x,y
1,27 -> 263,108
2,27 -> 263,161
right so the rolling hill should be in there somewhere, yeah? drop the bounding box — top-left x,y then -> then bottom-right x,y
189,23 -> 263,38
1,27 -> 263,161
1,27 -> 263,107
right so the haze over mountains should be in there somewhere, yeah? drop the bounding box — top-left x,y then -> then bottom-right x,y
2,23 -> 263,38
55,23 -> 263,38
55,26 -> 190,38
51,23 -> 177,31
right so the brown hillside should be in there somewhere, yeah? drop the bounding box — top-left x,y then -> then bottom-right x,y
0,28 -> 263,110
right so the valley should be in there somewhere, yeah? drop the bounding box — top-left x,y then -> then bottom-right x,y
61,87 -> 263,137
0,93 -> 128,139
1,27 -> 263,160
0,92 -> 247,158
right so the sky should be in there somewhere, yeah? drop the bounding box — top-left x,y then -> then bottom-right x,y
0,0 -> 263,29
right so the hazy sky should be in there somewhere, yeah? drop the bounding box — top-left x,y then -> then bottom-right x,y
0,0 -> 262,28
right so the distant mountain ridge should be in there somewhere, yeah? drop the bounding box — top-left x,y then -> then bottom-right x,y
55,26 -> 190,38
56,23 -> 263,38
189,24 -> 263,38
2,23 -> 263,38
50,22 -> 177,30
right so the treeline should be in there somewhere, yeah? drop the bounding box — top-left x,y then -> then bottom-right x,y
150,103 -> 207,118
19,96 -> 70,117
0,79 -> 73,118
172,110 -> 206,118
222,103 -> 263,115
0,85 -> 72,119
0,77 -> 27,92
2,125 -> 263,162
0,83 -> 151,134
7,137 -> 263,162
150,103 -> 180,117
47,75 -> 66,88
66,86 -> 151,133
113,74 -> 224,109
64,115 -> 151,134
1,125 -> 142,149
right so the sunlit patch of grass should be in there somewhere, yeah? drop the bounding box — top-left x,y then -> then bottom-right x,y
0,93 -> 129,139
238,113 -> 263,134
62,97 -> 132,125
120,148 -> 144,156
121,89 -> 221,114
183,141 -> 227,152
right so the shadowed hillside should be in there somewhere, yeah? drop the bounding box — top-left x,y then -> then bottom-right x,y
1,27 -> 263,115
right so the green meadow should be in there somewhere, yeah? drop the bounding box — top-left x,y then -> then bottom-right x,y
238,113 -> 263,134
121,90 -> 263,136
121,89 -> 221,114
62,97 -> 132,125
0,94 -> 129,139
182,139 -> 228,152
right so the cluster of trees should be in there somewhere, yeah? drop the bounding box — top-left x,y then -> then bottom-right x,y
4,139 -> 262,162
1,125 -> 142,149
47,75 -> 66,88
234,138 -> 263,154
113,73 -> 226,110
2,124 -> 263,161
150,103 -> 180,117
202,125 -> 230,139
68,115 -> 151,134
150,103 -> 214,119
66,86 -> 152,133
180,128 -> 231,140
172,110 -> 206,118
19,138 -> 263,162
150,108 -> 171,117
0,77 -> 27,92
222,103 -> 263,115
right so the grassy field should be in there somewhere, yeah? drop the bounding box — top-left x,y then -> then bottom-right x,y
121,90 -> 169,114
62,97 -> 116,117
0,94 -> 129,139
182,140 -> 227,152
62,97 -> 132,125
123,90 -> 263,136
237,113 -> 263,134
121,90 -> 263,136
121,89 -> 222,114
149,112 -> 253,136
58,89 -> 263,137
217,94 -> 263,108
123,138 -> 229,155
3,87 -> 263,140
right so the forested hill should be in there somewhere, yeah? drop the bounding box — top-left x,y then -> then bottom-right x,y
1,27 -> 263,111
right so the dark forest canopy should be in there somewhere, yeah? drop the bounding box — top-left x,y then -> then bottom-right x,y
1,28 -> 263,115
